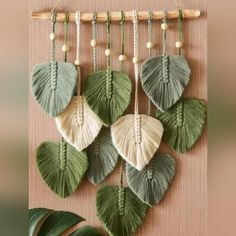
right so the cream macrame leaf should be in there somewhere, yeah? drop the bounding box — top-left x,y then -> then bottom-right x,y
87,128 -> 119,185
156,98 -> 207,153
36,140 -> 88,198
96,185 -> 148,236
84,70 -> 132,126
55,96 -> 103,151
111,114 -> 163,170
141,55 -> 191,112
126,154 -> 176,206
32,61 -> 77,117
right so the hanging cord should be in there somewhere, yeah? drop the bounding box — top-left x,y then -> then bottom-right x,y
177,9 -> 183,55
106,12 -> 111,70
63,12 -> 69,62
75,11 -> 82,96
119,11 -> 125,72
162,11 -> 168,56
119,158 -> 124,187
92,12 -> 97,72
50,10 -> 57,62
147,11 -> 153,116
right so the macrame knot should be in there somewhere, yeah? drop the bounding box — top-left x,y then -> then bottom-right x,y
176,100 -> 184,127
60,142 -> 67,171
74,98 -> 84,126
94,138 -> 100,157
162,56 -> 169,84
50,61 -> 58,90
118,187 -> 125,216
147,161 -> 155,180
106,69 -> 113,100
134,114 -> 142,145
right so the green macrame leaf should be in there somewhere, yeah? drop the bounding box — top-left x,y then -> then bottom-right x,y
87,127 -> 119,185
84,70 -> 132,126
126,154 -> 176,206
36,140 -> 88,198
156,98 -> 207,153
37,210 -> 85,236
69,225 -> 103,236
32,61 -> 77,117
96,185 -> 148,236
29,208 -> 53,236
141,55 -> 191,112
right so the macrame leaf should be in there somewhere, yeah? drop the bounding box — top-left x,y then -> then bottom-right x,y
55,96 -> 103,151
36,140 -> 88,198
96,185 -> 148,236
111,114 -> 163,170
156,98 -> 207,153
69,225 -> 103,236
87,127 -> 119,185
84,70 -> 132,126
141,55 -> 191,112
32,61 -> 77,117
126,154 -> 176,206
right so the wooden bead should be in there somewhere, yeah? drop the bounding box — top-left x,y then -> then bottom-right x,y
132,57 -> 139,64
90,39 -> 97,47
49,33 -> 55,41
161,23 -> 168,30
119,55 -> 127,61
146,42 -> 154,49
176,41 -> 184,48
105,49 -> 111,56
74,60 -> 80,66
62,45 -> 69,52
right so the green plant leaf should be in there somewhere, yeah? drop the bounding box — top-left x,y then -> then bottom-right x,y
156,98 -> 207,153
29,208 -> 53,236
69,225 -> 103,236
84,70 -> 132,126
32,61 -> 77,117
96,185 -> 148,236
141,55 -> 191,112
37,210 -> 85,236
111,114 -> 163,170
126,154 -> 176,206
36,140 -> 88,198
87,127 -> 119,185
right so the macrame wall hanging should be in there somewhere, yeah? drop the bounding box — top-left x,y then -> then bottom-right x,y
36,12 -> 88,198
141,10 -> 191,112
111,10 -> 164,171
55,11 -> 103,152
31,11 -> 77,117
84,12 -> 132,127
31,7 -> 206,236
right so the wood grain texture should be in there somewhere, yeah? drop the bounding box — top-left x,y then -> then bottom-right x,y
29,1 -> 207,236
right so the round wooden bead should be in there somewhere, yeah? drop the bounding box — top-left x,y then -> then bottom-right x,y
146,42 -> 154,49
74,60 -> 80,66
105,49 -> 111,56
161,23 -> 168,30
49,33 -> 55,41
90,39 -> 97,47
119,55 -> 127,61
62,45 -> 69,52
132,57 -> 139,64
175,41 -> 184,48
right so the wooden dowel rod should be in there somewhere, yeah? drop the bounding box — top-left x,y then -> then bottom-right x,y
31,9 -> 200,22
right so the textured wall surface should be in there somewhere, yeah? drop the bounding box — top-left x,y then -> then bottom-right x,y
29,0 -> 207,235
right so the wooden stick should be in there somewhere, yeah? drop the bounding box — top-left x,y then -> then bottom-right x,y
31,9 -> 201,22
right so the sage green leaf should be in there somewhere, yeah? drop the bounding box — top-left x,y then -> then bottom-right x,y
36,140 -> 88,198
69,225 -> 103,236
126,154 -> 176,206
96,185 -> 148,236
87,127 -> 119,185
141,55 -> 191,112
156,98 -> 207,153
38,210 -> 85,236
84,70 -> 132,126
32,61 -> 77,117
29,208 -> 53,236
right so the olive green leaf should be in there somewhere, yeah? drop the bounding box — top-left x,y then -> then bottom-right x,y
96,185 -> 148,236
69,225 -> 103,236
141,55 -> 191,112
84,70 -> 132,126
156,98 -> 207,153
32,61 -> 77,117
36,140 -> 88,198
87,127 -> 119,185
126,154 -> 176,206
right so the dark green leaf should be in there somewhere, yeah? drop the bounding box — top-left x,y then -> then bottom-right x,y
69,225 -> 103,236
